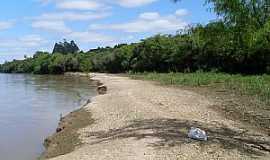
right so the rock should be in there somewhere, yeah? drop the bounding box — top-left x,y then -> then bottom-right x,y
56,126 -> 65,133
97,85 -> 107,95
56,127 -> 63,133
44,137 -> 52,148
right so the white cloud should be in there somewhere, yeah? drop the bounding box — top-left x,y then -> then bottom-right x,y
175,9 -> 189,17
139,12 -> 160,20
0,34 -> 48,63
90,10 -> 188,33
0,21 -> 14,30
19,35 -> 46,47
32,20 -> 71,33
35,11 -> 109,21
0,35 -> 46,48
115,0 -> 158,7
31,18 -> 114,43
67,31 -> 114,43
39,0 -> 157,8
56,0 -> 103,10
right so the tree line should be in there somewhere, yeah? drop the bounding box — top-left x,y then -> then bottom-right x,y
1,0 -> 270,74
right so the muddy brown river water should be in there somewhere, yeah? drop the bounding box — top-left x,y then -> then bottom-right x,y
0,73 -> 96,160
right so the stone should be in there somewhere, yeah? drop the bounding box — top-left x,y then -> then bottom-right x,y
97,85 -> 107,95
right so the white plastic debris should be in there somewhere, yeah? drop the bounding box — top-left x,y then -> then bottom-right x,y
188,127 -> 208,141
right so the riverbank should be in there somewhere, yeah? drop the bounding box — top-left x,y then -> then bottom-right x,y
45,73 -> 270,160
40,72 -> 97,159
130,72 -> 270,134
40,108 -> 94,159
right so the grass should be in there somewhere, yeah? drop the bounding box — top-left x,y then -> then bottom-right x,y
130,72 -> 270,105
130,72 -> 270,132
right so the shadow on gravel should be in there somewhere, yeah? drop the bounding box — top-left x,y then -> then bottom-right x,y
86,118 -> 270,157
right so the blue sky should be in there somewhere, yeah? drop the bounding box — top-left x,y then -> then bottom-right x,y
0,0 -> 216,63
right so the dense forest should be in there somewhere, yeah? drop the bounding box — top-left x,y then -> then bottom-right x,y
1,0 -> 270,75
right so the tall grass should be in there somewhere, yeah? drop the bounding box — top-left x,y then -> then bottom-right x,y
130,72 -> 270,105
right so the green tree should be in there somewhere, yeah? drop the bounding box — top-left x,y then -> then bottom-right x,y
48,53 -> 66,74
32,52 -> 50,74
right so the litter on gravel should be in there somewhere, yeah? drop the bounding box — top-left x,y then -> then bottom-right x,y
188,127 -> 208,141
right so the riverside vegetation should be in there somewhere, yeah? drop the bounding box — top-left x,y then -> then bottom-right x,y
2,1 -> 270,74
130,72 -> 270,105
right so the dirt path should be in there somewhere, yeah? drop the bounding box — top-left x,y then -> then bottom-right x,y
49,73 -> 270,160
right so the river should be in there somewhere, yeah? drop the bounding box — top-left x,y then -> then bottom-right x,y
0,73 -> 96,160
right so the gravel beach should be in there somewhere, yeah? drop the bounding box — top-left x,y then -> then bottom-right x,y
48,73 -> 270,160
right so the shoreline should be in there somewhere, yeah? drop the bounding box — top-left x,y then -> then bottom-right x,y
40,72 -> 101,159
40,107 -> 94,159
42,73 -> 270,160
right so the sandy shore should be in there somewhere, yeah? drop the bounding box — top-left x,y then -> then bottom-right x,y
46,73 -> 270,160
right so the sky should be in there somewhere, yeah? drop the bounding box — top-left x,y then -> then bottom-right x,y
0,0 -> 217,63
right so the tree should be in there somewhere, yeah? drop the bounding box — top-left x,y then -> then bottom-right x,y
32,52 -> 50,74
48,53 -> 66,74
52,40 -> 80,54
172,0 -> 270,28
65,54 -> 79,71
1,0 -> 270,75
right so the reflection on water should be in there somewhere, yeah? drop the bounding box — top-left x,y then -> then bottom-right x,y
0,74 -> 96,160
